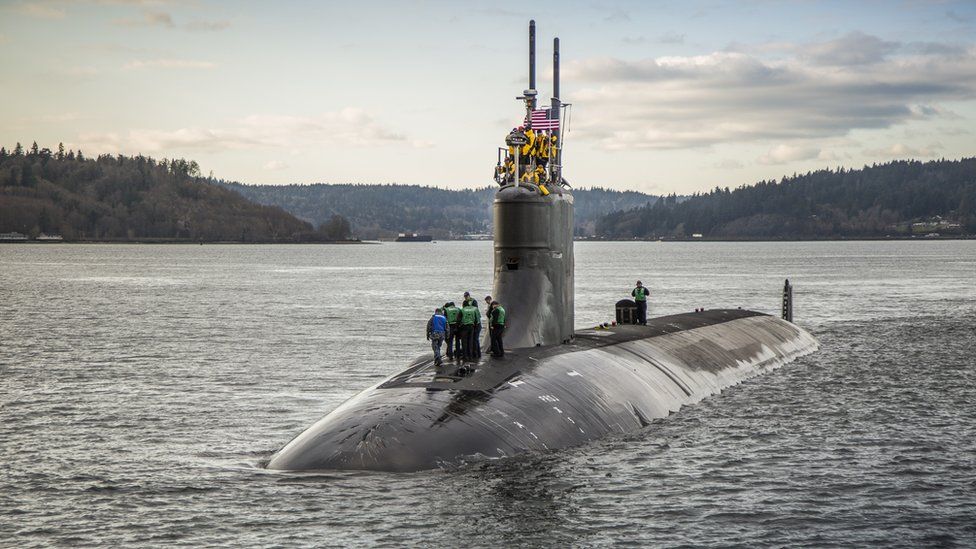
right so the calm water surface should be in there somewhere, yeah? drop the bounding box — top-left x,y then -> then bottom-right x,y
1,241 -> 974,547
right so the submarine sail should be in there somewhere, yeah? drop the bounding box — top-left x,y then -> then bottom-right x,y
265,21 -> 819,472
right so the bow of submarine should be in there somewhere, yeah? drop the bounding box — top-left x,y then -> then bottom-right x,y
265,309 -> 819,472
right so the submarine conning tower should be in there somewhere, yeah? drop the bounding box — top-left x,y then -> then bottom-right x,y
492,20 -> 574,349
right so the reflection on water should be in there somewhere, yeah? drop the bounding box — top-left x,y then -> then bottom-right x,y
1,241 -> 974,546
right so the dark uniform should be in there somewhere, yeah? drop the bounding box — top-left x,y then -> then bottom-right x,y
471,300 -> 482,358
489,302 -> 506,357
459,303 -> 478,359
632,284 -> 648,325
443,302 -> 461,358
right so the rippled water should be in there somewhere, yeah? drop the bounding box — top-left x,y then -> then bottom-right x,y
1,241 -> 974,547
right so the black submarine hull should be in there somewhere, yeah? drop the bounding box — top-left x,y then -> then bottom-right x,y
266,309 -> 818,472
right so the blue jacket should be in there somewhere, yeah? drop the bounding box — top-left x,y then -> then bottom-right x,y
427,313 -> 448,337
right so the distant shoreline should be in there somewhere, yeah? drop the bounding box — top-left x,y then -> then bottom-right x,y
2,236 -> 973,244
576,235 -> 975,242
0,239 -> 371,245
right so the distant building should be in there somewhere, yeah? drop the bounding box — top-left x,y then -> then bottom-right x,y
395,233 -> 433,242
0,232 -> 28,241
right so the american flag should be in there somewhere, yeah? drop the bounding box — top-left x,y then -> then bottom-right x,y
524,108 -> 559,131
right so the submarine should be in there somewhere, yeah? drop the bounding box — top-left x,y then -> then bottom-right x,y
266,21 -> 819,472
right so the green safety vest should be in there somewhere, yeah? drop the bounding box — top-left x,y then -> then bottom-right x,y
460,306 -> 478,326
494,305 -> 506,325
445,306 -> 460,323
633,287 -> 647,301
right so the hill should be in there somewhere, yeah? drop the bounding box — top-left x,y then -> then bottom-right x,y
0,143 -> 334,242
220,182 -> 657,239
596,158 -> 976,239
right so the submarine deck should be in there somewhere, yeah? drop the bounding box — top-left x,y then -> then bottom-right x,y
381,308 -> 765,392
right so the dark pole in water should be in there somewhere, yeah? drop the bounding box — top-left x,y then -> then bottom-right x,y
782,279 -> 793,322
552,36 -> 561,184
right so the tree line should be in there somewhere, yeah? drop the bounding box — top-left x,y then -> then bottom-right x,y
596,158 -> 976,239
220,182 -> 657,240
0,142 -> 352,242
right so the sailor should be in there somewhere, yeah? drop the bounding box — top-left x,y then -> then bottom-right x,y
538,132 -> 549,166
632,280 -> 649,325
503,156 -> 515,181
521,128 -> 536,162
426,308 -> 449,366
443,301 -> 462,359
472,298 -> 483,358
459,299 -> 479,359
489,300 -> 506,357
534,165 -> 546,183
484,295 -> 495,350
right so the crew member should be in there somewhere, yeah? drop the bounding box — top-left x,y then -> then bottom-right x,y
426,308 -> 449,366
471,298 -> 483,358
494,163 -> 506,184
489,300 -> 506,357
503,156 -> 515,182
534,165 -> 546,183
459,300 -> 479,359
538,131 -> 549,166
443,301 -> 461,358
521,128 -> 536,160
632,280 -> 649,325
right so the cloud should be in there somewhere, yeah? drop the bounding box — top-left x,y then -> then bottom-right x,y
864,143 -> 942,158
11,2 -> 66,19
113,9 -> 171,27
113,9 -> 229,31
758,145 -> 821,165
122,59 -> 216,70
604,9 -> 630,23
816,149 -> 847,162
800,31 -> 898,66
946,10 -> 972,24
75,108 -> 413,154
95,0 -> 179,5
471,7 -> 527,18
562,36 -> 976,150
903,41 -> 968,57
185,20 -> 230,32
263,160 -> 288,171
937,126 -> 970,136
659,32 -> 685,45
712,158 -> 743,169
39,112 -> 83,123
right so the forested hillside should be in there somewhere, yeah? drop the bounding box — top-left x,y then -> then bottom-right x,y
596,158 -> 976,239
220,182 -> 656,239
0,143 -> 333,242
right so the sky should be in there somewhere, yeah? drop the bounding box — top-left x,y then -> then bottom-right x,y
1,0 -> 975,194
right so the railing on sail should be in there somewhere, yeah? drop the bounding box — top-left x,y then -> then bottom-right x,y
495,20 -> 565,191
